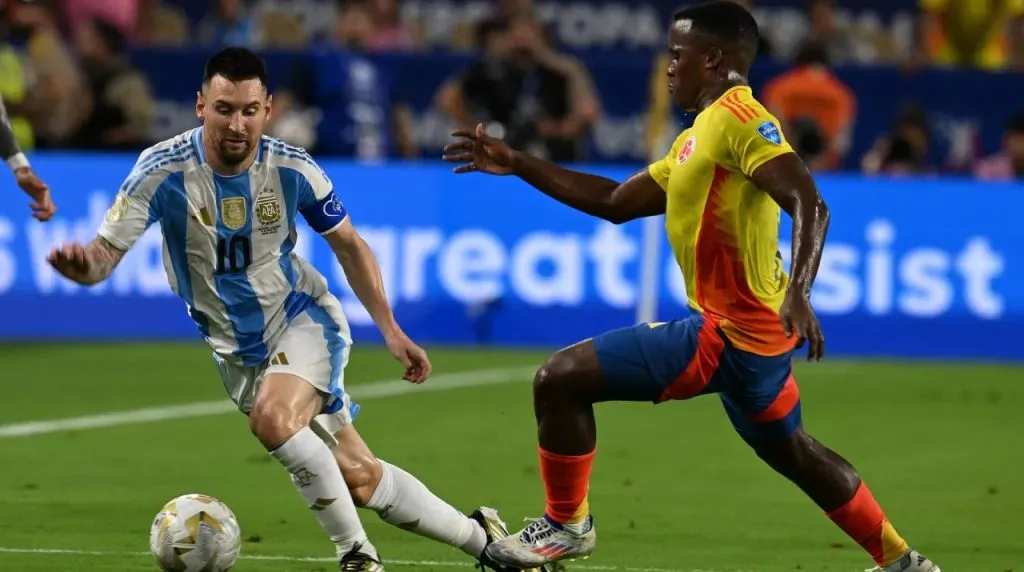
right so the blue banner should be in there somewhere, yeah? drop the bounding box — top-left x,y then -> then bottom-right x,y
0,154 -> 1020,361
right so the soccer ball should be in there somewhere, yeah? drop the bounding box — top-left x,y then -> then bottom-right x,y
149,493 -> 241,572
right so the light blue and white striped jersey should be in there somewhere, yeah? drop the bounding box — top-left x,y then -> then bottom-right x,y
98,127 -> 350,366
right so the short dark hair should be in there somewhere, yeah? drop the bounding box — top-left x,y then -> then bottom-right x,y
203,47 -> 267,88
673,1 -> 761,60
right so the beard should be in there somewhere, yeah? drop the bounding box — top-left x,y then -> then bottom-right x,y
216,137 -> 253,166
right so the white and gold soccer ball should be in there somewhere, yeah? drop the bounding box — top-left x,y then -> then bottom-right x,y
149,493 -> 241,572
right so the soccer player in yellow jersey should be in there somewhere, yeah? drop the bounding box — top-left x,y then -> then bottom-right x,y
443,2 -> 940,572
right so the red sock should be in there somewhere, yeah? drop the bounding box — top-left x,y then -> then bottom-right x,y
827,482 -> 909,567
538,446 -> 594,524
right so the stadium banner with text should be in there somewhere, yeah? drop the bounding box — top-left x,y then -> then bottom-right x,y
167,0 -> 917,57
0,154 -> 1020,361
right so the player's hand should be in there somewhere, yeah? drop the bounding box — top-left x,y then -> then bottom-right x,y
384,330 -> 432,384
46,242 -> 93,284
442,123 -> 515,176
780,291 -> 824,362
15,167 -> 57,222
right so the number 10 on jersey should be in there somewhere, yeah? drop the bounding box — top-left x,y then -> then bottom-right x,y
216,236 -> 252,274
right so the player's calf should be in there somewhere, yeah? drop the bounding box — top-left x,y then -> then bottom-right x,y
531,344 -> 604,526
251,374 -> 378,563
532,341 -> 609,456
331,425 -> 490,561
483,343 -> 610,569
751,429 -> 938,571
330,428 -> 383,508
493,322 -> 681,569
750,427 -> 861,509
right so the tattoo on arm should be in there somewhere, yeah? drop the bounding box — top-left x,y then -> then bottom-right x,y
85,237 -> 126,284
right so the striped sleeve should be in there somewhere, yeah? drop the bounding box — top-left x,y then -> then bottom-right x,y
714,90 -> 794,178
97,147 -> 180,251
268,139 -> 347,235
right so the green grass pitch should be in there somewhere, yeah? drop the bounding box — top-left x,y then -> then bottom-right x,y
0,342 -> 1020,571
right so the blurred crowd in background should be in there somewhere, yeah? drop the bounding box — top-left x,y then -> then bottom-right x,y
1,0 -> 1023,180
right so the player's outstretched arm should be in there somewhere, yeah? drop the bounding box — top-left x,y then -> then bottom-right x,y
752,153 -> 830,360
46,236 -> 126,286
443,123 -> 665,224
52,148 -> 168,286
323,217 -> 431,383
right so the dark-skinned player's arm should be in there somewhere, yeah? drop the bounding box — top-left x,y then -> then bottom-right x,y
442,123 -> 665,224
751,152 -> 830,361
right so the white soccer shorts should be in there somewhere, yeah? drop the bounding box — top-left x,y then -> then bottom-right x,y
214,302 -> 357,445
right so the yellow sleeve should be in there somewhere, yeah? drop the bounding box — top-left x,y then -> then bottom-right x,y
647,132 -> 685,191
713,101 -> 794,178
1008,0 -> 1024,15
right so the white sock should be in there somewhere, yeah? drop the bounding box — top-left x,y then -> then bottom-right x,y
271,427 -> 377,559
366,460 -> 486,557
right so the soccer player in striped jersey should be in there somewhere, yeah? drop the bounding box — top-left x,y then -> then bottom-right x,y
47,47 -> 523,572
443,2 -> 940,572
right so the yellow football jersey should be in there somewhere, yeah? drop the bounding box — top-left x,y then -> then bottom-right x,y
648,86 -> 797,356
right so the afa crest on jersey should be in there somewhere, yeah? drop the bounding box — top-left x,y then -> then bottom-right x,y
256,187 -> 283,236
677,136 -> 696,164
757,121 -> 782,145
256,188 -> 281,226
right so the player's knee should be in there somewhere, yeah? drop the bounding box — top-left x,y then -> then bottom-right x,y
534,344 -> 605,407
248,401 -> 308,448
249,375 -> 322,447
533,351 -> 576,403
534,348 -> 602,407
